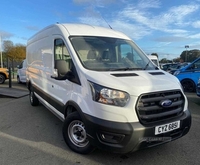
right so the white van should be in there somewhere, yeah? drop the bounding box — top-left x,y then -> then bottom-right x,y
26,23 -> 191,154
17,59 -> 27,83
148,55 -> 160,68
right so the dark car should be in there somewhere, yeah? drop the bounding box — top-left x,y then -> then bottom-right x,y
169,63 -> 189,75
161,63 -> 178,71
196,77 -> 200,96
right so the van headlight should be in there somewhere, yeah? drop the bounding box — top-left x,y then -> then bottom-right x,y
89,81 -> 130,107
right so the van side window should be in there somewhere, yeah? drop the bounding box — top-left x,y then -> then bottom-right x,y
54,39 -> 72,69
54,39 -> 71,60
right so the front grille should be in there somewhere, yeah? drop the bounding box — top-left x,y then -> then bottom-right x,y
136,90 -> 185,125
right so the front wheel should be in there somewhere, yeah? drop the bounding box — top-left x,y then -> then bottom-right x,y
0,74 -> 5,84
181,79 -> 196,92
62,111 -> 95,154
17,76 -> 21,84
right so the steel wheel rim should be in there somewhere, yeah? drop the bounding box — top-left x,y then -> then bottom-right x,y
68,120 -> 89,148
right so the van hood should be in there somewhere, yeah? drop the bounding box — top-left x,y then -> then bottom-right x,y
85,70 -> 181,96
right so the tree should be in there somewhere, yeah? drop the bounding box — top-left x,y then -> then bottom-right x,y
180,49 -> 200,62
3,40 -> 26,62
3,40 -> 26,78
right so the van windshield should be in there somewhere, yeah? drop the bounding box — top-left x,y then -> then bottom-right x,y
70,36 -> 156,71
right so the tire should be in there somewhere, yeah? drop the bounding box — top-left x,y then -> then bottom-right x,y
17,76 -> 21,84
29,86 -> 39,106
62,111 -> 95,154
0,74 -> 5,84
181,79 -> 196,92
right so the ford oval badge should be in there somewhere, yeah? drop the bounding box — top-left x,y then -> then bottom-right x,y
160,99 -> 172,107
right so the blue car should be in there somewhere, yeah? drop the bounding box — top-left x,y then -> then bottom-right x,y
196,77 -> 200,96
174,57 -> 200,92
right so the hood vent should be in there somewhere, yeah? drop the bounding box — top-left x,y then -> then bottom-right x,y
111,73 -> 138,77
148,72 -> 165,75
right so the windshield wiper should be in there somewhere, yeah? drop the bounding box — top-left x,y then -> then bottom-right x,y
143,61 -> 150,70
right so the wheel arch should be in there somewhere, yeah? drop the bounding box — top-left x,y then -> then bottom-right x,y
180,78 -> 196,92
0,73 -> 6,83
64,101 -> 85,120
180,78 -> 195,83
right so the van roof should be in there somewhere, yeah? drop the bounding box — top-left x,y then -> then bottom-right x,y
28,23 -> 131,43
60,23 -> 130,39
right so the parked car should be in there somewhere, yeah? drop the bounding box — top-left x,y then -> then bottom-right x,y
161,63 -> 178,71
17,59 -> 27,83
148,55 -> 160,68
196,77 -> 200,97
168,62 -> 189,75
0,68 -> 9,84
174,57 -> 200,92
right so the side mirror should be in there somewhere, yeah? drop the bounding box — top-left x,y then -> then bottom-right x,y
51,60 -> 74,80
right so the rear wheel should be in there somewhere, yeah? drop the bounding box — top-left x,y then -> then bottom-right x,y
17,76 -> 21,84
0,74 -> 5,84
62,111 -> 95,154
29,86 -> 39,106
181,79 -> 195,92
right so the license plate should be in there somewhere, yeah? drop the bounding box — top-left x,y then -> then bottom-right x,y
155,121 -> 180,135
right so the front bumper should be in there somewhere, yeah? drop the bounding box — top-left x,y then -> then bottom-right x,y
83,110 -> 191,154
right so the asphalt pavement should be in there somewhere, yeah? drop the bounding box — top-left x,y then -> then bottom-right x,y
0,79 -> 200,165
0,78 -> 28,98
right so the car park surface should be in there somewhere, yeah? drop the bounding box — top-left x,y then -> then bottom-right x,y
0,80 -> 199,165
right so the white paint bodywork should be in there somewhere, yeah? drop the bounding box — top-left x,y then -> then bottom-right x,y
26,23 -> 187,123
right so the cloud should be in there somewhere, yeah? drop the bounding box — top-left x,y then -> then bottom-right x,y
26,26 -> 40,31
192,21 -> 200,28
153,36 -> 188,42
137,0 -> 161,9
119,3 -> 199,31
73,0 -> 116,7
111,20 -> 152,40
189,33 -> 200,39
79,17 -> 107,27
0,30 -> 14,39
75,0 -> 200,44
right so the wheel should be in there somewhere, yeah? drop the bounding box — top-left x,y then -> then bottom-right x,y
0,74 -> 5,84
29,86 -> 39,106
17,76 -> 21,84
181,79 -> 196,92
62,111 -> 95,154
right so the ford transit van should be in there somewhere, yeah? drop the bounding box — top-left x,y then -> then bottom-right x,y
17,59 -> 27,83
26,23 -> 191,154
148,55 -> 160,68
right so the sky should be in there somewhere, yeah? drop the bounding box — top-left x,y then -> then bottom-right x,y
1,0 -> 200,60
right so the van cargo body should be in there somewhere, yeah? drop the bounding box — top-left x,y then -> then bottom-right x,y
26,23 -> 191,154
